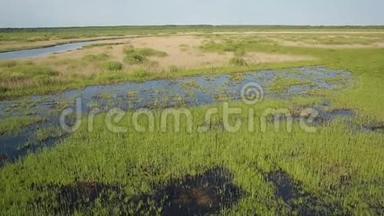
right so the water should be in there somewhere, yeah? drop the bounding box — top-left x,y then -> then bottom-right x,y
0,67 -> 353,164
0,42 -> 92,61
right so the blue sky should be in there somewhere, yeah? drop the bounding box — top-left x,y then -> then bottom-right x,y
0,0 -> 383,27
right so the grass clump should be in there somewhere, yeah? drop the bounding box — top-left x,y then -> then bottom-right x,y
0,86 -> 8,94
124,48 -> 167,64
104,61 -> 123,71
230,57 -> 248,66
202,37 -> 278,55
35,127 -> 64,142
0,64 -> 60,96
0,64 -> 58,82
125,52 -> 147,64
169,65 -> 180,73
132,69 -> 151,79
269,77 -> 315,93
0,117 -> 42,136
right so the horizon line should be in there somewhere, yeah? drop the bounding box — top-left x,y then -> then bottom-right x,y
1,24 -> 384,30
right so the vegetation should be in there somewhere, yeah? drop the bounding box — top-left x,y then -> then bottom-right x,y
0,116 -> 42,136
269,77 -> 315,93
104,61 -> 123,71
229,57 -> 248,66
1,27 -> 384,215
1,99 -> 383,215
1,25 -> 383,42
35,127 -> 64,142
124,48 -> 167,64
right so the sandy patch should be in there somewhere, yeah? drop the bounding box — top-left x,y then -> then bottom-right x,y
23,35 -> 315,77
104,35 -> 313,70
122,36 -> 232,69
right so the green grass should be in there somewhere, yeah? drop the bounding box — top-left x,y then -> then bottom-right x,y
201,37 -> 280,54
275,34 -> 384,45
0,100 -> 383,215
0,62 -> 59,84
0,116 -> 42,136
124,48 -> 167,64
104,61 -> 123,71
269,77 -> 315,93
